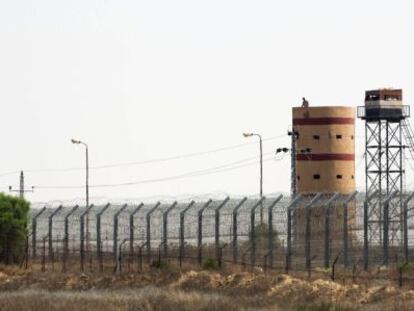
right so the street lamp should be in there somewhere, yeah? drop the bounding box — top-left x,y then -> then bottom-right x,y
71,138 -> 90,246
243,132 -> 263,223
71,138 -> 89,208
276,146 -> 312,196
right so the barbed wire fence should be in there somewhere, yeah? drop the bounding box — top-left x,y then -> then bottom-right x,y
20,192 -> 414,282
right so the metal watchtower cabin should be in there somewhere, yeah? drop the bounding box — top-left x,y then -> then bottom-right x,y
358,89 -> 410,245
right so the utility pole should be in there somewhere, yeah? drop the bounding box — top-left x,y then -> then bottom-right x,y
288,130 -> 299,197
9,171 -> 34,199
276,133 -> 310,198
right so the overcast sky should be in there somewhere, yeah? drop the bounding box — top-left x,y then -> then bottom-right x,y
0,0 -> 413,205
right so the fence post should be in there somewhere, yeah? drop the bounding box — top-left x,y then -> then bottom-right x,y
305,193 -> 322,272
80,204 -> 94,272
241,245 -> 253,271
286,195 -> 302,272
363,191 -> 378,271
41,236 -> 47,272
383,191 -> 398,266
352,259 -> 361,283
250,197 -> 266,267
113,204 -> 128,264
63,205 -> 78,271
363,201 -> 369,270
383,195 -> 390,267
32,206 -> 46,259
215,197 -> 230,261
232,197 -> 248,263
129,203 -> 144,262
96,203 -> 111,272
146,202 -> 161,263
48,205 -> 63,262
403,193 -> 414,262
24,234 -> 30,269
343,191 -> 358,268
135,242 -> 145,272
267,195 -> 283,269
399,262 -> 409,287
308,255 -> 317,279
324,193 -> 339,268
179,201 -> 195,266
116,238 -> 128,274
263,249 -> 272,272
197,199 -> 212,265
218,243 -> 228,268
162,201 -> 178,257
331,253 -> 341,281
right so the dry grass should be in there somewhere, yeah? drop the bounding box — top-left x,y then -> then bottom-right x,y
1,263 -> 414,310
0,288 -> 361,311
0,287 -> 253,311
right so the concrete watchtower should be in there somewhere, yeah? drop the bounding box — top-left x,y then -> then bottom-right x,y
292,106 -> 356,194
291,104 -> 356,265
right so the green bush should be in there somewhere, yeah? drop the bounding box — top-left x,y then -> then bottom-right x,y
202,257 -> 219,270
0,193 -> 30,264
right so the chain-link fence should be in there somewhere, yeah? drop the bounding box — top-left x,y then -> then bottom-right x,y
24,192 -> 414,274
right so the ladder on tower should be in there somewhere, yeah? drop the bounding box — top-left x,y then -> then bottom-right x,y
402,119 -> 414,161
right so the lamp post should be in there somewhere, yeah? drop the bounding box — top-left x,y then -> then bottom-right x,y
71,138 -> 90,246
243,132 -> 263,224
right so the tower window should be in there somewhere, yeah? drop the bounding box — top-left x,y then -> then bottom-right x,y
313,135 -> 320,140
351,175 -> 354,179
351,135 -> 354,140
297,175 -> 300,180
313,174 -> 320,179
336,174 -> 343,179
336,134 -> 342,139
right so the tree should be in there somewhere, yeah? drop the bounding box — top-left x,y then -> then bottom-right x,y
0,193 -> 30,264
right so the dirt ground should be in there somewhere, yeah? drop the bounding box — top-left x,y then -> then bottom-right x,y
0,264 -> 413,310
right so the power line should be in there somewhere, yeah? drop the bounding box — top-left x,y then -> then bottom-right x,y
35,155 -> 277,189
0,170 -> 21,177
0,135 -> 286,176
35,154 -> 282,189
